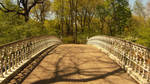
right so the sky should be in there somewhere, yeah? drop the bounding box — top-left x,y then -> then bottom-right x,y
129,0 -> 149,8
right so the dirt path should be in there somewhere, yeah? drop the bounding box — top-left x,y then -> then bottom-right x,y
22,44 -> 137,84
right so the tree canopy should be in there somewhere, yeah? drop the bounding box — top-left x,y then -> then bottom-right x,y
0,0 -> 150,47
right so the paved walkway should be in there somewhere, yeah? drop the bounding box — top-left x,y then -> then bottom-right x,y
22,44 -> 137,84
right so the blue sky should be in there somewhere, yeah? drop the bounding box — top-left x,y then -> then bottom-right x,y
129,0 -> 149,8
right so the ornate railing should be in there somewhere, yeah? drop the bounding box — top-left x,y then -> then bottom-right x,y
0,36 -> 62,83
87,35 -> 150,84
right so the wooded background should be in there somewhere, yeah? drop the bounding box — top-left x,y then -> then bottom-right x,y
0,0 -> 150,47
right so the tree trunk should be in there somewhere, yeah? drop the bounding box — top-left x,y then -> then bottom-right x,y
74,0 -> 78,44
61,20 -> 64,36
80,16 -> 84,32
25,13 -> 29,22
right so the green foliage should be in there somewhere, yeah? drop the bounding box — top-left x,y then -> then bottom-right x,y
62,36 -> 73,44
135,27 -> 150,47
133,0 -> 146,18
0,12 -> 58,45
96,0 -> 131,35
122,15 -> 150,48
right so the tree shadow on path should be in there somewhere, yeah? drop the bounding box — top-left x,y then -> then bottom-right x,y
25,45 -> 137,84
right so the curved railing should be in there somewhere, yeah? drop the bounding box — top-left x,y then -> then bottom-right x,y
87,35 -> 150,84
0,36 -> 62,83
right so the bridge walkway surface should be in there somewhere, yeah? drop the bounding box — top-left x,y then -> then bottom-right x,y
12,44 -> 137,84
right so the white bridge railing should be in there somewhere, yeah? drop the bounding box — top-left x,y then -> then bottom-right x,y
87,35 -> 150,84
0,36 -> 62,83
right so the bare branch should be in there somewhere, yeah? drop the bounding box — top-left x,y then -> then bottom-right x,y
0,2 -> 24,15
28,0 -> 44,12
0,0 -> 46,21
0,2 -> 16,12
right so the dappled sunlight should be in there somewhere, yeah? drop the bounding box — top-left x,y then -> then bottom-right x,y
22,44 -> 137,84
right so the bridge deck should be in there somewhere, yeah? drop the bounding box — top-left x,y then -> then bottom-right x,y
18,44 -> 136,84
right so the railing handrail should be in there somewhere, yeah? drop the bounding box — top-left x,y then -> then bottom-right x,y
0,35 -> 59,49
88,35 -> 150,50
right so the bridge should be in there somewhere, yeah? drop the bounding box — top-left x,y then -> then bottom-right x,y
0,35 -> 149,84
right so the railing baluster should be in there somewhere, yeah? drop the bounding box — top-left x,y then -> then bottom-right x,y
12,51 -> 15,70
4,52 -> 8,75
8,53 -> 11,72
20,43 -> 23,64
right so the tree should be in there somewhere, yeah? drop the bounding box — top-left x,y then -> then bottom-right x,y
32,0 -> 51,24
133,0 -> 146,19
146,1 -> 150,17
113,0 -> 131,35
0,0 -> 45,21
96,0 -> 131,35
96,4 -> 108,34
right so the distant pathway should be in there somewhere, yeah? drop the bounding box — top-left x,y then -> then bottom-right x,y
22,44 -> 137,84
